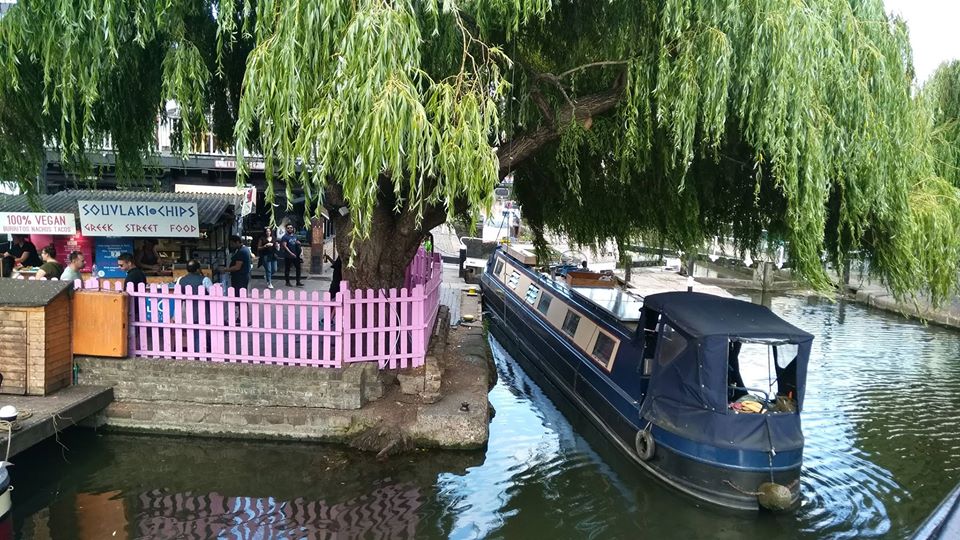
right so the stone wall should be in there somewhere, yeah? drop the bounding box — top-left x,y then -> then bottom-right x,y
73,298 -> 493,449
76,357 -> 383,410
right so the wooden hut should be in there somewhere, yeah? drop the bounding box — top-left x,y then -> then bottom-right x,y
0,280 -> 73,395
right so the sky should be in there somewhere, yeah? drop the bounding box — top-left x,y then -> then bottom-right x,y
884,0 -> 960,84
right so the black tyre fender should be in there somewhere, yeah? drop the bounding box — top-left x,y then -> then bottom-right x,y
635,430 -> 655,461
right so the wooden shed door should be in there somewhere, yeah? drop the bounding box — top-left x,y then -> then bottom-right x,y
0,310 -> 29,394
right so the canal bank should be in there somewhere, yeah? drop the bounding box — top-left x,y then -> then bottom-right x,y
75,291 -> 495,450
845,281 -> 960,329
677,257 -> 960,331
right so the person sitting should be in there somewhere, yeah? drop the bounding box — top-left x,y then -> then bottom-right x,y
134,238 -> 161,273
176,259 -> 213,351
580,260 -> 589,271
2,235 -> 41,276
176,259 -> 213,293
34,245 -> 63,280
60,250 -> 85,282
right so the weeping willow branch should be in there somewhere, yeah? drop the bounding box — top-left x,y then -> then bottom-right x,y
498,74 -> 626,178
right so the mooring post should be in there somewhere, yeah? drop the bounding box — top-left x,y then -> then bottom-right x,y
760,261 -> 775,292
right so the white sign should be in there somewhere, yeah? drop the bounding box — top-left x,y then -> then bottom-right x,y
241,186 -> 256,217
175,184 -> 245,194
213,159 -> 265,171
174,183 -> 256,217
0,212 -> 76,235
78,201 -> 200,237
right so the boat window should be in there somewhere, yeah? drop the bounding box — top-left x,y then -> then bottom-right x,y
728,341 -> 800,414
525,284 -> 540,304
592,332 -> 616,363
494,259 -> 504,278
507,270 -> 521,289
561,311 -> 581,337
537,294 -> 552,315
656,324 -> 687,366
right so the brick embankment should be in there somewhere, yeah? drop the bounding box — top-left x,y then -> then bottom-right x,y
76,297 -> 496,450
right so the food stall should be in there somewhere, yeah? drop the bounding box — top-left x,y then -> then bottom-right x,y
0,189 -> 243,284
0,210 -> 80,278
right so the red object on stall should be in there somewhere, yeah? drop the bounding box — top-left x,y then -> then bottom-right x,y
55,233 -> 95,271
27,233 -> 94,272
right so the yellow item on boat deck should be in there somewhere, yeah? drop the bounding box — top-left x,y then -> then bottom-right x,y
739,400 -> 764,414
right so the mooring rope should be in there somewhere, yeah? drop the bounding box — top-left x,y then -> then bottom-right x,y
0,409 -> 35,463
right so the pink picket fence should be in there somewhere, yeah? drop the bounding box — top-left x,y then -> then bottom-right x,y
72,250 -> 443,369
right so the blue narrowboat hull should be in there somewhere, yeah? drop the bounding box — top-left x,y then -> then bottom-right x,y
481,262 -> 802,511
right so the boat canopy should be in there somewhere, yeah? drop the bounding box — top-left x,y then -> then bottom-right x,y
641,292 -> 813,342
639,292 -> 813,453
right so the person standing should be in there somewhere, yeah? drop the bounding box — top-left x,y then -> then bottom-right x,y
118,252 -> 147,289
256,227 -> 279,289
281,223 -> 304,287
59,251 -> 85,282
224,235 -> 252,292
134,238 -> 161,273
2,235 -> 41,276
324,253 -> 343,296
34,245 -> 63,280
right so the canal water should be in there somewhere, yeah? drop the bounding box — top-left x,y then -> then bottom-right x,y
9,294 -> 960,539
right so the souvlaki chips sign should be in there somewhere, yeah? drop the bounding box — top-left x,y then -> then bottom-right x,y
79,200 -> 200,237
0,212 -> 76,235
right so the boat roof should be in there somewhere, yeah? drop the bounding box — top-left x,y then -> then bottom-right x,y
572,286 -> 643,322
643,291 -> 813,341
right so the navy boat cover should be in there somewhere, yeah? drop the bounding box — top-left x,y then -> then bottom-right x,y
640,292 -> 813,454
641,292 -> 813,341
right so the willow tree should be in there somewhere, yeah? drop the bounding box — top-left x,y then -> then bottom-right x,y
1,1 -> 958,297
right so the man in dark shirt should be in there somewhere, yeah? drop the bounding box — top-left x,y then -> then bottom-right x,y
118,252 -> 147,290
225,235 -> 251,292
280,223 -> 304,287
2,235 -> 41,276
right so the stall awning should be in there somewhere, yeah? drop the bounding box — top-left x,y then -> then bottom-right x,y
0,189 -> 243,226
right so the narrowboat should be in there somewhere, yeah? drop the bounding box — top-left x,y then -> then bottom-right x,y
911,482 -> 960,540
481,246 -> 813,511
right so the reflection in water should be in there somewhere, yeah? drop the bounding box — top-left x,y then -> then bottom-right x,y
134,485 -> 421,539
11,433 -> 480,539
746,294 -> 960,538
9,294 -> 960,539
437,340 -> 637,540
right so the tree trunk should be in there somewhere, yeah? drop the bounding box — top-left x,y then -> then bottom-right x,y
327,180 -> 446,291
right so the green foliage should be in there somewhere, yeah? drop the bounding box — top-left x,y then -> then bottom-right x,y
0,0 -> 958,299
509,0 -> 960,301
925,61 -> 960,188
